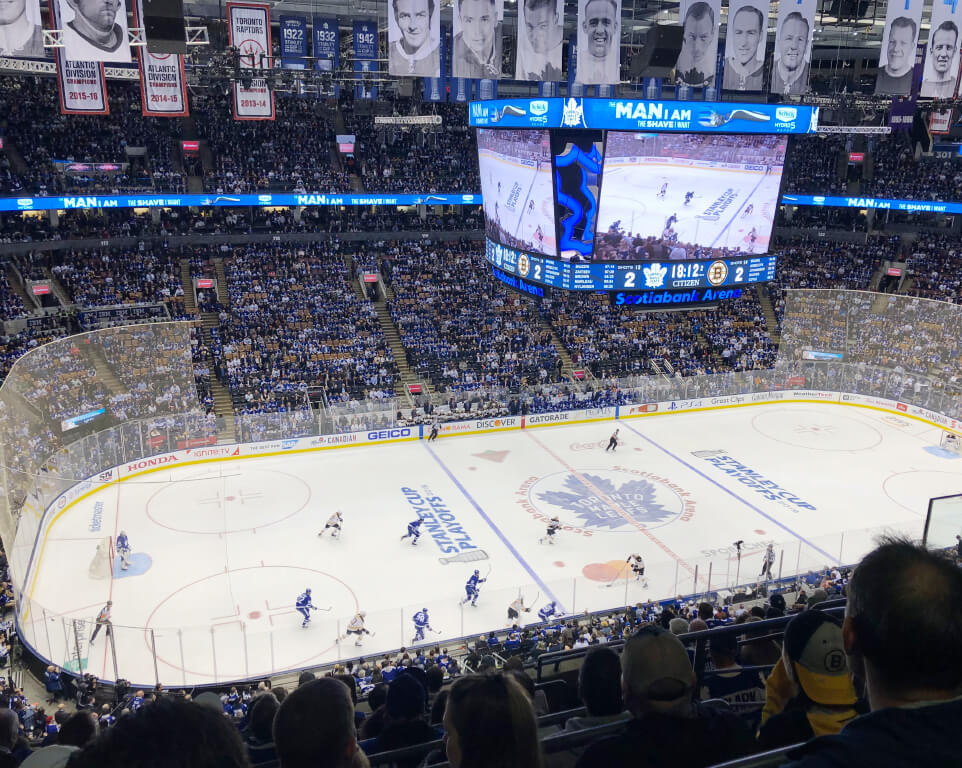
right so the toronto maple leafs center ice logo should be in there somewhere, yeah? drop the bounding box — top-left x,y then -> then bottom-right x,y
643,263 -> 667,288
531,470 -> 683,531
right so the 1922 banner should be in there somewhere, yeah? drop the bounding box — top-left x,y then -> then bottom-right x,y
134,0 -> 188,116
227,1 -> 275,119
279,15 -> 307,69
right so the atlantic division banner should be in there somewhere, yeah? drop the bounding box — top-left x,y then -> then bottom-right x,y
387,0 -> 440,77
55,57 -> 109,114
227,2 -> 274,120
0,0 -> 44,58
675,0 -> 721,87
723,0 -> 769,92
452,0 -> 502,79
134,0 -> 188,116
875,0 -> 923,96
353,19 -> 378,99
921,0 -> 962,99
770,0 -> 815,96
575,0 -> 621,85
279,15 -> 307,69
515,0 -> 563,81
55,0 -> 131,62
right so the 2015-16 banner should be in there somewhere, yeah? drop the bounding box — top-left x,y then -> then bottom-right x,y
227,1 -> 275,120
50,0 -> 109,114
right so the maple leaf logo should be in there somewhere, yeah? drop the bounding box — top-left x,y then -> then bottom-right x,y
536,473 -> 676,530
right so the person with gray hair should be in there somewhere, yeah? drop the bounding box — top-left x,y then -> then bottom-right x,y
574,625 -> 753,768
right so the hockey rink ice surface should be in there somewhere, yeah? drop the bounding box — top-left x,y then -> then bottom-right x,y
479,149 -> 557,255
23,402 -> 962,686
596,162 -> 783,252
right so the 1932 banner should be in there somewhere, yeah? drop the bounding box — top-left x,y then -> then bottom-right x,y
313,17 -> 339,71
279,15 -> 307,69
134,0 -> 188,116
227,2 -> 274,119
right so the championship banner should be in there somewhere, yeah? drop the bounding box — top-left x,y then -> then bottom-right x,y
477,78 -> 497,99
387,0 -> 440,77
515,0 -> 563,81
353,19 -> 378,100
929,108 -> 953,134
54,0 -> 131,62
539,81 -> 558,97
567,33 -> 584,96
576,0 -> 620,85
55,56 -> 109,114
0,0 -> 44,58
452,0 -> 502,78
675,0 -> 720,87
875,0 -> 923,96
921,0 -> 962,99
723,0 -> 769,92
227,2 -> 274,120
279,15 -> 307,69
134,0 -> 188,116
771,0 -> 815,96
423,26 -> 446,101
313,17 -> 339,71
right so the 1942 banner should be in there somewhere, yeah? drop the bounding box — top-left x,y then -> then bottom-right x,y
227,2 -> 275,119
134,0 -> 188,116
353,19 -> 378,99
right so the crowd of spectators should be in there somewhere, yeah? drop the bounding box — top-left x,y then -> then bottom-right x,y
861,134 -> 962,202
904,232 -> 961,304
780,135 -> 847,196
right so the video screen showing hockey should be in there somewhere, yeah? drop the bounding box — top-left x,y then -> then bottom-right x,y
593,132 -> 787,261
477,128 -> 558,256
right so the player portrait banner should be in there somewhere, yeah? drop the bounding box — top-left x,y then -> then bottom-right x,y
279,15 -> 307,69
723,0 -> 769,92
313,17 -> 339,71
387,0 -> 440,77
54,0 -> 131,62
921,0 -> 962,99
675,0 -> 720,87
55,54 -> 108,114
452,0 -> 502,79
770,0 -> 815,96
0,0 -> 45,58
423,24 -> 446,100
133,0 -> 188,116
875,0 -> 923,96
353,19 -> 378,100
515,0 -> 562,81
227,2 -> 274,120
575,0 -> 620,85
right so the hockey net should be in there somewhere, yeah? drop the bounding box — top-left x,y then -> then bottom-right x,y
939,432 -> 962,455
88,536 -> 113,580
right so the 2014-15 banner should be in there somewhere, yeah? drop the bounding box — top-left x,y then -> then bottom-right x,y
227,1 -> 275,120
134,0 -> 189,116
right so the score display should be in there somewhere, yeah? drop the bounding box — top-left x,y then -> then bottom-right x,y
485,238 -> 776,292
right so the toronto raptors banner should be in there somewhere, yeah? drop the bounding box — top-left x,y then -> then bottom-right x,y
227,2 -> 275,120
134,0 -> 188,116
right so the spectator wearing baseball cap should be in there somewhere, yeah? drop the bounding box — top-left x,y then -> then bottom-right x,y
575,625 -> 753,768
783,538 -> 962,767
756,611 -> 860,750
699,631 -> 767,732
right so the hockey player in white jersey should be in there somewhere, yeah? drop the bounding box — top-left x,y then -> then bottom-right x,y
507,595 -> 531,622
116,531 -> 131,570
318,511 -> 343,539
412,608 -> 434,643
627,554 -> 648,587
539,516 -> 561,545
295,589 -> 316,627
340,611 -> 371,646
760,543 -> 775,580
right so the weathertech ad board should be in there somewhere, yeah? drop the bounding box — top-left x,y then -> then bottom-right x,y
227,2 -> 275,120
134,0 -> 188,116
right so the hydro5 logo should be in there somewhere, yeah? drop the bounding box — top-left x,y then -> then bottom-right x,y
257,194 -> 272,204
775,107 -> 797,122
17,198 -> 34,208
368,428 -> 412,440
530,100 -> 549,116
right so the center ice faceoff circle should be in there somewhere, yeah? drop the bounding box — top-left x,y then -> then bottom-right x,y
527,468 -> 690,531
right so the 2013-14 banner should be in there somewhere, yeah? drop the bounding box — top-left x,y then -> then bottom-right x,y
134,0 -> 189,116
227,1 -> 275,120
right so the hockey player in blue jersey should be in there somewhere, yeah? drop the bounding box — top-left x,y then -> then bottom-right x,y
412,608 -> 434,643
460,569 -> 486,606
400,517 -> 423,545
538,601 -> 561,623
295,589 -> 316,627
116,531 -> 131,570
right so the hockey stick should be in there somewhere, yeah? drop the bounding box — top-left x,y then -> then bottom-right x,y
314,606 -> 332,612
484,564 -> 492,580
530,591 -> 540,606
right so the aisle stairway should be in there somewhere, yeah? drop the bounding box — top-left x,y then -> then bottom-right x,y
536,314 -> 578,379
199,312 -> 236,443
755,285 -> 781,345
179,259 -> 198,315
4,265 -> 35,310
213,258 -> 230,305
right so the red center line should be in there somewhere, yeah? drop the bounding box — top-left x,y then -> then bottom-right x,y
525,431 -> 697,577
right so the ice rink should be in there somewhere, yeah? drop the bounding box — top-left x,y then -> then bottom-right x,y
21,402 -> 960,686
596,161 -> 783,253
479,149 -> 557,255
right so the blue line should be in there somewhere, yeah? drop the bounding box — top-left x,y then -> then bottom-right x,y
424,443 -> 560,607
620,421 -> 840,565
711,173 -> 766,249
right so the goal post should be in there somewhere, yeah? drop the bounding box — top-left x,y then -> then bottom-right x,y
88,536 -> 114,580
939,431 -> 962,455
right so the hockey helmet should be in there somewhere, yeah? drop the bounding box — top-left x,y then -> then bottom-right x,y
305,588 -> 311,594
474,569 -> 480,575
